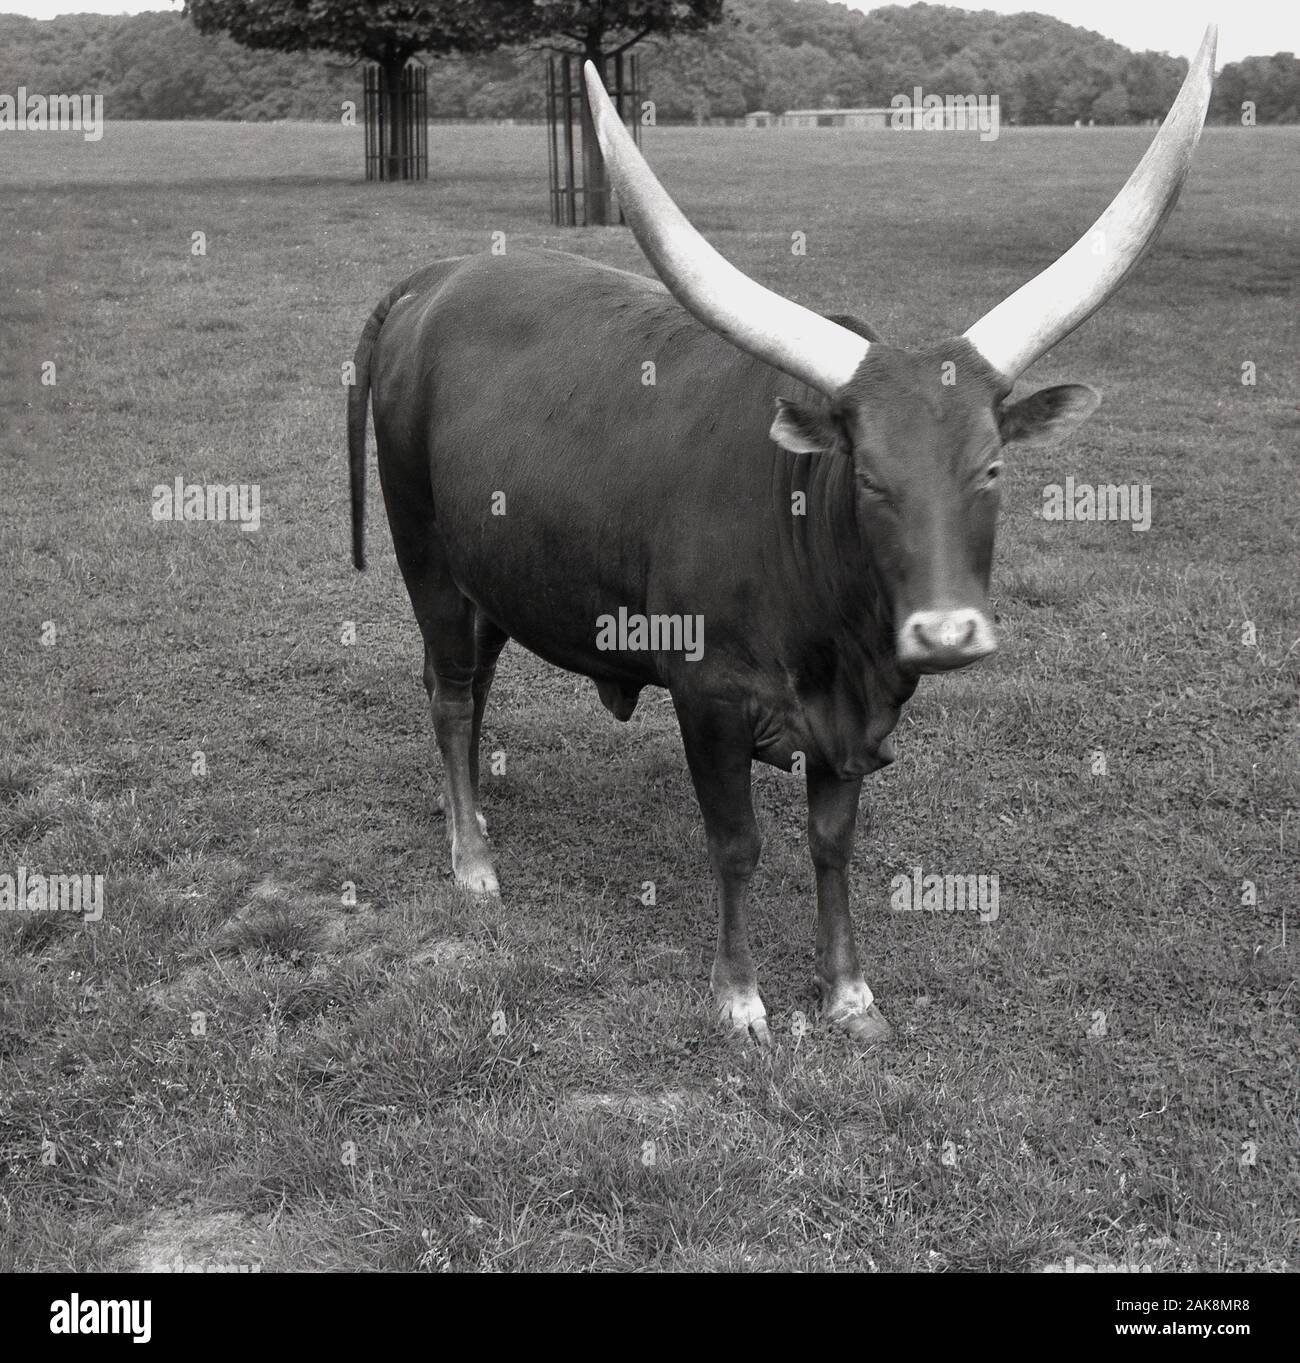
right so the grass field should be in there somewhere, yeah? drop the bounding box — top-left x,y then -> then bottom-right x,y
0,120 -> 1295,1272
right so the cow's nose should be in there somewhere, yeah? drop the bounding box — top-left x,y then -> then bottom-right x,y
897,608 -> 997,671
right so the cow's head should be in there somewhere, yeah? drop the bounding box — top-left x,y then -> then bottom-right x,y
584,30 -> 1214,675
768,340 -> 1099,671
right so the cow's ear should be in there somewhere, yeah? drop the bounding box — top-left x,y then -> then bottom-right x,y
770,398 -> 838,454
998,384 -> 1100,447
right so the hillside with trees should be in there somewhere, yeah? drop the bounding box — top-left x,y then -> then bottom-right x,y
0,0 -> 1294,125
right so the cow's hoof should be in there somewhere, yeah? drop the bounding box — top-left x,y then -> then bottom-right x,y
832,1003 -> 892,1045
821,980 -> 891,1044
454,866 -> 499,896
452,847 -> 499,896
715,989 -> 770,1046
436,794 -> 488,837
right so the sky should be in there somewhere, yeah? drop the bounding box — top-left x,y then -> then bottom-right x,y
0,0 -> 1295,67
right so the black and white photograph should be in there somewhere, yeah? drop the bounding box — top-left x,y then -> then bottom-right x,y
0,0 -> 1295,1307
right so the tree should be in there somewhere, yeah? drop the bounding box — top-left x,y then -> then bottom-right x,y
1213,52 -> 1300,123
1052,74 -> 1106,125
529,2 -> 726,224
1090,83 -> 1131,125
764,42 -> 838,114
183,1 -> 531,176
4,2 -> 1290,129
646,39 -> 750,121
1121,52 -> 1182,122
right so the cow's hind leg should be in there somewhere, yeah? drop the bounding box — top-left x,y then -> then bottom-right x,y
433,613 -> 505,836
464,612 -> 508,835
388,517 -> 498,894
417,594 -> 499,895
674,700 -> 767,1044
806,770 -> 891,1043
376,438 -> 498,893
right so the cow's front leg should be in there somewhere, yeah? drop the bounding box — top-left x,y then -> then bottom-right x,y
675,701 -> 768,1044
807,770 -> 892,1044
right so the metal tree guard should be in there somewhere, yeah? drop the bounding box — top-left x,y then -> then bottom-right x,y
363,61 -> 428,181
547,52 -> 642,226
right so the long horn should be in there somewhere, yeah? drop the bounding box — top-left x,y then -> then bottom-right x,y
582,61 -> 870,396
964,25 -> 1217,382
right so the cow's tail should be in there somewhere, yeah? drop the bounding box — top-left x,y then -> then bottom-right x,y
348,284 -> 405,571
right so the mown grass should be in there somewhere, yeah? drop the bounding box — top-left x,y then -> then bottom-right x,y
0,121 -> 1295,1272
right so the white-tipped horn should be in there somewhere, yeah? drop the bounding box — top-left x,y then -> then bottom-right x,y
582,61 -> 870,396
963,25 -> 1217,382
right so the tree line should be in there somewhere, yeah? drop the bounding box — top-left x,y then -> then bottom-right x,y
0,0 -> 1295,125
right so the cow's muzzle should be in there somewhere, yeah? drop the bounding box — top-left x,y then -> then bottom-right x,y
897,608 -> 997,672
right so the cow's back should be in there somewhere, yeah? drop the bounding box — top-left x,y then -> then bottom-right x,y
368,250 -> 802,685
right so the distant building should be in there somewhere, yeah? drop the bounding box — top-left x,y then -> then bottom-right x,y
747,106 -> 973,130
778,107 -> 892,129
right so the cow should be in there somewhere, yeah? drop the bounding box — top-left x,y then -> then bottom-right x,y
348,29 -> 1215,1044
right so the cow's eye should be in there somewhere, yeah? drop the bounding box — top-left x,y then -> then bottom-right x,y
983,460 -> 1003,487
857,473 -> 894,506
